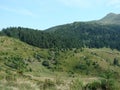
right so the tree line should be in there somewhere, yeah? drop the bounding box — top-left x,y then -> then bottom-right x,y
1,22 -> 120,50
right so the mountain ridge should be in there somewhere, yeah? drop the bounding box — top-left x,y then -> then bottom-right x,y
1,13 -> 120,50
97,13 -> 120,25
45,12 -> 120,32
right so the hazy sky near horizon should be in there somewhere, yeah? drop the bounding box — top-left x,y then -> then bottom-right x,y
0,0 -> 120,30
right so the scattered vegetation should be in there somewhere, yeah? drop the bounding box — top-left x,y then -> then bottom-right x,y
0,36 -> 120,89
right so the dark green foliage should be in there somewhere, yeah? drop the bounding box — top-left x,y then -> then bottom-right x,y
74,48 -> 80,53
86,81 -> 101,90
1,27 -> 59,48
100,79 -> 115,90
99,70 -> 118,81
75,63 -> 87,70
5,56 -> 28,73
29,68 -> 32,72
86,60 -> 91,66
47,22 -> 120,50
85,78 -> 116,90
34,53 -> 41,61
113,58 -> 119,66
1,22 -> 120,50
74,58 -> 101,75
42,61 -> 49,67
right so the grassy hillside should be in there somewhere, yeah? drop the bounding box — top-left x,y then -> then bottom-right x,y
0,36 -> 120,90
0,36 -> 50,73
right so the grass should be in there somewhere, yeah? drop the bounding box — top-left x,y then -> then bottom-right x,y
0,36 -> 120,89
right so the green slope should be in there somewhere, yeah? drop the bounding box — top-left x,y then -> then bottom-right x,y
0,36 -> 120,89
0,36 -> 51,75
0,36 -> 120,76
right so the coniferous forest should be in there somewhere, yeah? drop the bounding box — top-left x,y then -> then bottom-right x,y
1,22 -> 120,50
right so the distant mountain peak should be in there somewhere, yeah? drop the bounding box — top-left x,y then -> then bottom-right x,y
104,13 -> 119,19
98,13 -> 120,25
106,12 -> 117,16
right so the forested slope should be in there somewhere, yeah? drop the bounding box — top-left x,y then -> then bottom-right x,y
1,22 -> 120,50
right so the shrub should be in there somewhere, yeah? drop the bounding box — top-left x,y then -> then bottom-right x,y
85,79 -> 116,90
75,63 -> 87,70
5,55 -> 28,73
34,53 -> 41,61
113,58 -> 119,66
85,81 -> 101,90
42,79 -> 56,90
42,61 -> 49,67
101,79 -> 115,90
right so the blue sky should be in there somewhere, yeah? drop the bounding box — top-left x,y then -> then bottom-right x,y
0,0 -> 120,30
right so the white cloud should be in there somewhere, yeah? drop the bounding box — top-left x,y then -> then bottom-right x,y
0,5 -> 35,17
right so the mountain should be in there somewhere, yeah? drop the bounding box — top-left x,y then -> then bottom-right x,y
98,13 -> 120,25
45,13 -> 120,50
1,13 -> 120,89
1,13 -> 120,50
46,13 -> 120,32
46,22 -> 120,50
